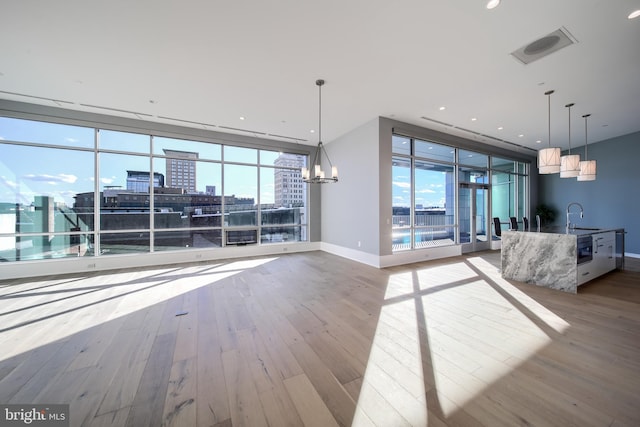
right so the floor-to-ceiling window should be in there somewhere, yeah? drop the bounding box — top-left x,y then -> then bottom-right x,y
392,134 -> 529,252
392,135 -> 456,251
0,116 -> 308,262
491,156 -> 529,235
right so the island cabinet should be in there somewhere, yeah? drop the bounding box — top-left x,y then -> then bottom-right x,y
578,231 -> 616,285
501,229 -> 621,294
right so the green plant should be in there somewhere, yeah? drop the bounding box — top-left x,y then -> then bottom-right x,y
535,204 -> 557,226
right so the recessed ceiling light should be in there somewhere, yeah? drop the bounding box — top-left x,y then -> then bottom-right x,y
536,140 -> 542,144
498,126 -> 504,130
518,134 -> 524,138
239,116 -> 245,120
471,117 -> 477,121
486,0 -> 500,10
439,106 -> 446,111
310,129 -> 315,133
628,10 -> 640,19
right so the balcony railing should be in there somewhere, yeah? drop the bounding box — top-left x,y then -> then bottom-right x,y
392,214 -> 454,228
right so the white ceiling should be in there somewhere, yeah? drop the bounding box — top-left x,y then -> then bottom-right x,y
1,0 -> 639,155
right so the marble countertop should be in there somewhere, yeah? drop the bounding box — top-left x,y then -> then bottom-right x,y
531,226 -> 623,236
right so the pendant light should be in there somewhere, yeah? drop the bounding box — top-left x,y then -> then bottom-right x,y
538,90 -> 561,174
301,79 -> 338,184
560,102 -> 580,178
577,114 -> 596,181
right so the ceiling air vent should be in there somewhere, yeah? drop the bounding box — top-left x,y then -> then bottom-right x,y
510,27 -> 577,65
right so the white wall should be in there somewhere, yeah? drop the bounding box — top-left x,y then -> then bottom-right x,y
321,118 -> 381,256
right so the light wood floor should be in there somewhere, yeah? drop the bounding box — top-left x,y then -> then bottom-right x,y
1,251 -> 639,426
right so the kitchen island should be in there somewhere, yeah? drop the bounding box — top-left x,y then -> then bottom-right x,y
501,228 -> 623,293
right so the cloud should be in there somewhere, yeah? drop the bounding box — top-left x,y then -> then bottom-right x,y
393,181 -> 411,188
100,177 -> 115,184
65,137 -> 78,143
416,188 -> 436,194
0,175 -> 18,189
23,173 -> 78,185
59,190 -> 78,199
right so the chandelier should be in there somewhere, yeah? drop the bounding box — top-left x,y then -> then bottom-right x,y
301,79 -> 338,184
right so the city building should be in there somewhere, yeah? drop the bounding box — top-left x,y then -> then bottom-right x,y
163,149 -> 198,193
274,153 -> 305,207
126,170 -> 164,193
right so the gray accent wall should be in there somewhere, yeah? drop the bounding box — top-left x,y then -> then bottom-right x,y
538,131 -> 640,254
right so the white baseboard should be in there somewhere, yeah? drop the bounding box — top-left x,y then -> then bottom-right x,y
320,242 -> 381,268
0,242 -> 321,280
378,245 -> 462,268
3,243 -> 636,281
319,242 -> 463,269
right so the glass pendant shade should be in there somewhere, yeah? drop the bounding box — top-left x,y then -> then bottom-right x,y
538,147 -> 561,174
577,160 -> 596,181
577,113 -> 596,181
560,154 -> 581,177
560,102 -> 580,178
538,90 -> 561,174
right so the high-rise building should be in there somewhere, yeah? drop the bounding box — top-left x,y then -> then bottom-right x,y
163,149 -> 198,193
126,170 -> 165,193
274,153 -> 305,207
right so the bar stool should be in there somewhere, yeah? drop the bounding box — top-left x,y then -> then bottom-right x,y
509,217 -> 518,231
493,217 -> 502,237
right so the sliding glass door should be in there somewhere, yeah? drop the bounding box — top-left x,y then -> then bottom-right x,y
459,183 -> 490,253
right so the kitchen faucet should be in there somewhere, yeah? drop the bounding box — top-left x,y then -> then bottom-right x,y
566,202 -> 584,232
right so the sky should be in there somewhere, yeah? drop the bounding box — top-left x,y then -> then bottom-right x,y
392,166 -> 449,208
0,117 -> 300,208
